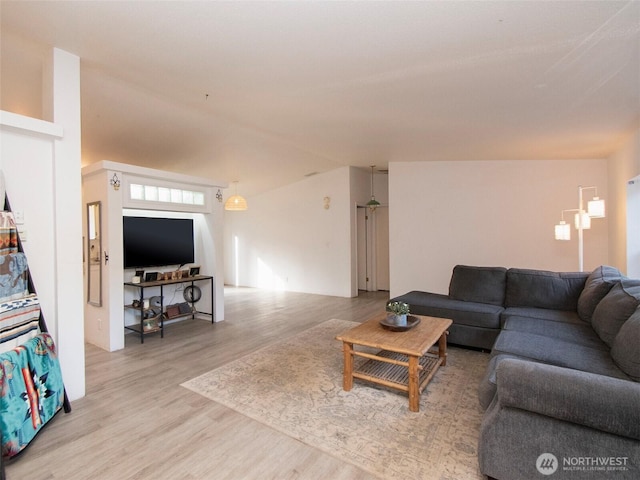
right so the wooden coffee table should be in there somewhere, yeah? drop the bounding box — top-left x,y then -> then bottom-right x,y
336,312 -> 452,412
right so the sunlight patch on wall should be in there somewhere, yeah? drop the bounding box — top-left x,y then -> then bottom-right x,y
257,258 -> 286,291
234,235 -> 239,287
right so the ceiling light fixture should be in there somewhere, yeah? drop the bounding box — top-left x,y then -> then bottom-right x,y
366,165 -> 381,212
225,181 -> 248,211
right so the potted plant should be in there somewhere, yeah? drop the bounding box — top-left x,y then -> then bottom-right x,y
386,301 -> 410,327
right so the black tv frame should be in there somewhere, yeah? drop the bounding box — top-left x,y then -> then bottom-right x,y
123,216 -> 195,269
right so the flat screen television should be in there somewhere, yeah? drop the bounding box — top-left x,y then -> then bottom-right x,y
123,216 -> 194,268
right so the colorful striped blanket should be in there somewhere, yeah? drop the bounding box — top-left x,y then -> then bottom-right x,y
0,334 -> 65,458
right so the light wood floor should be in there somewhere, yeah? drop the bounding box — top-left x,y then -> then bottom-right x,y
5,288 -> 389,480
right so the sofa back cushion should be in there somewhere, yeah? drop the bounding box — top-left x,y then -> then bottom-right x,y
505,268 -> 588,310
448,265 -> 507,306
610,306 -> 640,381
577,266 -> 623,322
591,279 -> 640,347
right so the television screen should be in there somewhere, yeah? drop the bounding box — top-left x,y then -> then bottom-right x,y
123,216 -> 194,268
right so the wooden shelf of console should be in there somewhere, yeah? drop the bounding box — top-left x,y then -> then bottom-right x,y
124,275 -> 214,343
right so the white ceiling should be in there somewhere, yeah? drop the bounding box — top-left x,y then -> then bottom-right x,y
1,1 -> 639,196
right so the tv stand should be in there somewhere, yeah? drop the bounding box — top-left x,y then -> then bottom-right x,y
123,275 -> 214,343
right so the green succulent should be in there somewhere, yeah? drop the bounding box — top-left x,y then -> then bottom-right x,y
386,301 -> 410,315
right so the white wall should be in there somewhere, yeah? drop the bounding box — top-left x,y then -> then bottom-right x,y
607,129 -> 640,274
224,167 -> 355,297
389,159 -> 609,297
82,167 -> 122,351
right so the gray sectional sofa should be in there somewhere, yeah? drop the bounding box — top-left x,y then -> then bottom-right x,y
390,265 -> 640,479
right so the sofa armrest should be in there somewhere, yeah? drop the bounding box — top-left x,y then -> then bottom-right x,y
495,358 -> 640,440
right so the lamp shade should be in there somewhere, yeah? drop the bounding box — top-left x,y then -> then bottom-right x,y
574,211 -> 591,229
555,221 -> 571,240
225,194 -> 248,211
587,197 -> 605,218
366,197 -> 381,211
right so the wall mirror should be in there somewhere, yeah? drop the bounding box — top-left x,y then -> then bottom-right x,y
87,201 -> 102,306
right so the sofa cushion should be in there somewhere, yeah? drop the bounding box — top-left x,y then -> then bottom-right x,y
505,268 -> 588,311
610,307 -> 640,381
591,279 -> 640,347
390,291 -> 503,329
501,307 -> 582,327
577,265 -> 622,322
448,265 -> 507,306
491,330 -> 629,380
502,316 -> 607,351
447,323 -> 500,351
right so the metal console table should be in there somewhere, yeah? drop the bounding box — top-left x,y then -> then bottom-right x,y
124,275 -> 214,343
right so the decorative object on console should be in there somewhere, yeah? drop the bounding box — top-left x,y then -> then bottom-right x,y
184,285 -> 202,303
142,315 -> 159,332
150,296 -> 162,309
132,269 -> 144,284
144,272 -> 158,282
189,266 -> 200,276
166,302 -> 193,319
554,185 -> 606,271
165,304 -> 180,319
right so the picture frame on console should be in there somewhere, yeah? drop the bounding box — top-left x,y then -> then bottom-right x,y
132,269 -> 145,284
189,266 -> 200,277
145,272 -> 158,282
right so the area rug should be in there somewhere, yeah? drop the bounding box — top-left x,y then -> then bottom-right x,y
181,319 -> 489,480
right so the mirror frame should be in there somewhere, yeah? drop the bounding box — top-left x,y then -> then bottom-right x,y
87,201 -> 102,306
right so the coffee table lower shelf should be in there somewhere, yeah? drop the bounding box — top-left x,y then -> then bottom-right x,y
353,350 -> 442,395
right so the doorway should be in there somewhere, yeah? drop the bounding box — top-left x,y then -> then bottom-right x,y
357,206 -> 390,292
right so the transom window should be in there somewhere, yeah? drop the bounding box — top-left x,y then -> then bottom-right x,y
130,184 -> 205,206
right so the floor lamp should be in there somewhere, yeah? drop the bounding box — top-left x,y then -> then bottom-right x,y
555,185 -> 605,272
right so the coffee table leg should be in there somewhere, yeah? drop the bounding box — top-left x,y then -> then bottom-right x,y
342,342 -> 354,391
408,355 -> 419,412
439,331 -> 448,367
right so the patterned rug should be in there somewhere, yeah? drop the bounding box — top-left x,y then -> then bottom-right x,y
181,319 -> 489,480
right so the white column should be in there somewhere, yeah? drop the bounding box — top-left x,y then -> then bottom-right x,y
47,48 -> 86,400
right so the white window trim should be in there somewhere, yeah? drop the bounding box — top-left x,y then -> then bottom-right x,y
122,175 -> 212,213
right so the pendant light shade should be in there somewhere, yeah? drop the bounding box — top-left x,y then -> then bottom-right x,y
587,197 -> 605,218
574,211 -> 591,230
366,198 -> 381,210
225,195 -> 248,211
555,221 -> 570,240
225,181 -> 248,211
367,165 -> 380,212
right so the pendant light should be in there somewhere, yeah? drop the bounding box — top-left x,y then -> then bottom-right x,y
366,165 -> 381,212
225,181 -> 248,211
